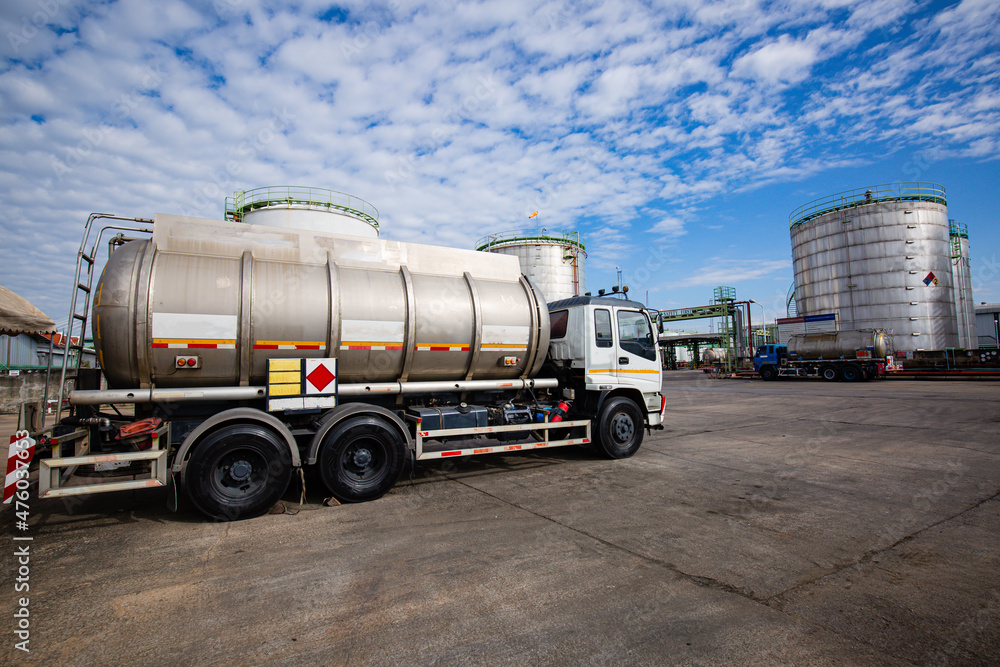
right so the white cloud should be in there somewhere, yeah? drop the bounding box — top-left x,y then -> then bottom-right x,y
649,215 -> 686,237
677,259 -> 791,287
731,34 -> 820,85
0,0 -> 997,322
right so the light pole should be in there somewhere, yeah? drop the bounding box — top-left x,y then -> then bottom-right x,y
748,299 -> 766,345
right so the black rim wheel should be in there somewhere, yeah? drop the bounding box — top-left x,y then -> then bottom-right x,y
595,397 -> 644,459
843,364 -> 861,382
186,424 -> 292,521
319,415 -> 406,502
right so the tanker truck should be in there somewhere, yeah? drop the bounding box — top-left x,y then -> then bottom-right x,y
32,212 -> 665,521
753,329 -> 892,382
700,347 -> 729,367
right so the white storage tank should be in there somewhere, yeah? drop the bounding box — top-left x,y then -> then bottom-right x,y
789,183 -> 958,353
950,221 -> 976,348
476,229 -> 586,303
226,186 -> 379,237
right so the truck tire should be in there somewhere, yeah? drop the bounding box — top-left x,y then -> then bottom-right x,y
319,415 -> 406,503
820,365 -> 839,382
841,363 -> 863,382
759,366 -> 777,381
595,397 -> 644,459
186,424 -> 293,521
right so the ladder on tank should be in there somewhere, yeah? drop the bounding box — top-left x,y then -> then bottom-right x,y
46,214 -> 154,426
38,214 -> 158,498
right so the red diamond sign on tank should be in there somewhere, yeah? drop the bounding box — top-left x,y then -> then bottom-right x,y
306,360 -> 337,394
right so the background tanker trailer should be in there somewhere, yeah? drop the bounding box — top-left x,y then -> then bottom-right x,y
700,348 -> 729,367
753,329 -> 892,381
33,213 -> 665,520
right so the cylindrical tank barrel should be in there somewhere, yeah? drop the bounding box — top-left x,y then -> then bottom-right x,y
701,348 -> 727,364
93,217 -> 550,389
789,183 -> 955,352
786,329 -> 890,360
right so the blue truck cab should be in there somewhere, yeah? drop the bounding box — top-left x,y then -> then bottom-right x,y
753,344 -> 786,380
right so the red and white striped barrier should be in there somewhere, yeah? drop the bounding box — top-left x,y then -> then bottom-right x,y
4,430 -> 35,504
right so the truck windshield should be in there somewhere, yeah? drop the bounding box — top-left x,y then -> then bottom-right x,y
617,310 -> 657,361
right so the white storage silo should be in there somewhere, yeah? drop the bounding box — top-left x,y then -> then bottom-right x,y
950,221 -> 976,348
789,183 -> 958,353
476,229 -> 586,303
226,186 -> 379,237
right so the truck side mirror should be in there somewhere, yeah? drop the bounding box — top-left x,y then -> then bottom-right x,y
656,313 -> 664,334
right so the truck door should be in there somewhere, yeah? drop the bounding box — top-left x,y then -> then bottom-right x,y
753,345 -> 768,371
587,307 -> 617,387
614,308 -> 661,393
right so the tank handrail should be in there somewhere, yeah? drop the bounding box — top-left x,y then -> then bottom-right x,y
789,182 -> 946,228
476,228 -> 586,253
225,185 -> 379,229
948,219 -> 968,238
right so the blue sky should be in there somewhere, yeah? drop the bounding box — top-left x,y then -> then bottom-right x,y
1,0 -> 998,332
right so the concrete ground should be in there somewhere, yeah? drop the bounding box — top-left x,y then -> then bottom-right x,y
2,372 -> 998,666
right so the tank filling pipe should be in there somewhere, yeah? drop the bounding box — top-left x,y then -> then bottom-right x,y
69,378 -> 559,404
70,386 -> 267,405
339,378 -> 558,395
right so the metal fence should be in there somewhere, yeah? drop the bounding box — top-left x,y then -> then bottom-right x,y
789,182 -> 947,229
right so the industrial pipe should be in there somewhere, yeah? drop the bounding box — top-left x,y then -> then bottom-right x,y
70,378 -> 559,404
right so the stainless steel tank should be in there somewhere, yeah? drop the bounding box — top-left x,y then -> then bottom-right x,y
789,183 -> 957,352
786,329 -> 891,359
476,230 -> 586,303
224,186 -> 380,238
701,348 -> 728,364
93,215 -> 549,389
949,221 -> 976,348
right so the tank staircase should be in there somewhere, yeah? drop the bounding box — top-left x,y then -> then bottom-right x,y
713,286 -> 737,373
38,213 -> 166,500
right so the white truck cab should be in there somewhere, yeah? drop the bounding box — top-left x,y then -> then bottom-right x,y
547,296 -> 665,436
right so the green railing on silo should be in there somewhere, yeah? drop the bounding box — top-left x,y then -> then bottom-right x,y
476,229 -> 586,253
949,219 -> 968,259
225,186 -> 379,230
789,182 -> 946,229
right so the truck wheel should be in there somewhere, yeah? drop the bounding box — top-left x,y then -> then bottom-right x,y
820,365 -> 839,382
186,424 -> 293,521
319,415 -> 406,502
595,397 -> 644,459
841,363 -> 862,382
760,366 -> 777,381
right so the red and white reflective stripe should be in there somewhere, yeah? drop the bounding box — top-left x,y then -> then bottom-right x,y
340,342 -> 404,351
659,395 -> 667,421
152,339 -> 236,349
415,344 -> 471,352
423,438 -> 591,460
4,431 -> 35,504
254,341 -> 324,350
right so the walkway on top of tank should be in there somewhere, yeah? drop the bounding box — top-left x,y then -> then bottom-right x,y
789,182 -> 946,229
225,185 -> 379,229
476,229 -> 586,252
